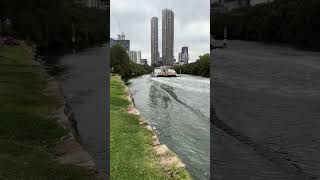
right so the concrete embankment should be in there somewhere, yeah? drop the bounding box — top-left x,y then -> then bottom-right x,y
45,78 -> 106,179
122,75 -> 190,179
126,87 -> 187,170
26,42 -> 106,179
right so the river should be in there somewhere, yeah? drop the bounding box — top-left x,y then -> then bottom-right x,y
128,74 -> 210,180
42,45 -> 108,173
212,40 -> 320,180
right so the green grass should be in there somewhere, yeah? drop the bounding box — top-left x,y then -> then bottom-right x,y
0,45 -> 94,179
110,74 -> 191,180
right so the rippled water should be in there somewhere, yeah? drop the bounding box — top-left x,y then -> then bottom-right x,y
212,40 -> 320,180
129,75 -> 210,180
42,46 -> 108,171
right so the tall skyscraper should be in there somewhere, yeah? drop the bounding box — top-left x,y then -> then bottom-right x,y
151,17 -> 158,66
162,9 -> 174,66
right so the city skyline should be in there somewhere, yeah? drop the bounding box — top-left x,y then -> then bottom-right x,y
111,0 -> 210,65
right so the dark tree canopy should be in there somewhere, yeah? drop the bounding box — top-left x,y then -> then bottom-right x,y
0,0 -> 109,49
211,0 -> 320,51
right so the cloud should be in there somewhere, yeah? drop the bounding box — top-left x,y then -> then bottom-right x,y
111,0 -> 210,64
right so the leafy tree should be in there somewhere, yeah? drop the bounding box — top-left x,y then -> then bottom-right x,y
111,45 -> 152,79
173,53 -> 210,77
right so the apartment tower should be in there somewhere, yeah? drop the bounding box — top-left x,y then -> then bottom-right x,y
151,17 -> 158,66
162,9 -> 174,66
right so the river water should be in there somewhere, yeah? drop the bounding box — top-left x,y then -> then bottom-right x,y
129,75 -> 210,180
42,45 -> 108,172
212,40 -> 320,179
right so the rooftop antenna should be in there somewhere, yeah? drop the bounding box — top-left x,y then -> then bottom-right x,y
117,18 -> 123,38
121,32 -> 125,40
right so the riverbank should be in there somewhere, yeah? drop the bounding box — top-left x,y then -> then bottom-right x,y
42,45 -> 108,171
110,74 -> 191,180
0,43 -> 102,179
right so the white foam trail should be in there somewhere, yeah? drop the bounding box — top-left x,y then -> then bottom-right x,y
150,76 -> 210,93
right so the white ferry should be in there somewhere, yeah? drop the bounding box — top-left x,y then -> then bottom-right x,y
151,66 -> 180,77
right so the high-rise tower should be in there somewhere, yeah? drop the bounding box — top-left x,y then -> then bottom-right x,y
151,17 -> 158,66
181,47 -> 189,64
162,9 -> 174,66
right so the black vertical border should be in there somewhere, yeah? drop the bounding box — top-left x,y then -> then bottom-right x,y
210,0 -> 214,179
106,0 -> 111,179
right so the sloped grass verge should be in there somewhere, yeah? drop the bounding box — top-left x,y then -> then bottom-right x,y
0,45 -> 94,179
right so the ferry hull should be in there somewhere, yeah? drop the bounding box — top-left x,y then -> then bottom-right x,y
151,67 -> 180,77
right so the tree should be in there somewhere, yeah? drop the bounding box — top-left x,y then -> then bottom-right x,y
110,44 -> 151,79
173,53 -> 210,77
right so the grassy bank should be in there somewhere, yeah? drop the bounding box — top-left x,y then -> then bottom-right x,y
110,74 -> 191,180
0,44 -> 94,179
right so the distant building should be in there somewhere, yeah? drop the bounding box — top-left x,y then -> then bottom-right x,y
162,9 -> 174,66
128,51 -> 138,63
140,59 -> 148,65
211,0 -> 272,12
137,51 -> 141,64
181,47 -> 189,64
127,50 -> 141,64
151,17 -> 159,66
178,47 -> 189,64
75,0 -> 109,9
110,32 -> 130,51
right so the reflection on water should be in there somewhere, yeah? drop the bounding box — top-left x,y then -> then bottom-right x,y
129,75 -> 210,180
212,40 -> 320,180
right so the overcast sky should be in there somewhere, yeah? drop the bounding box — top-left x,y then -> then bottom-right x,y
111,0 -> 210,64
